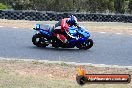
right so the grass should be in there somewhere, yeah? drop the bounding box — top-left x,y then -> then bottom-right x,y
0,71 -> 131,88
0,59 -> 131,88
32,60 -> 44,65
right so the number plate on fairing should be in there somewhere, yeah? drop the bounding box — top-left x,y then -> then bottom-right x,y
33,30 -> 39,34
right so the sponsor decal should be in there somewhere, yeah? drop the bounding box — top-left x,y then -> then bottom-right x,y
76,66 -> 131,85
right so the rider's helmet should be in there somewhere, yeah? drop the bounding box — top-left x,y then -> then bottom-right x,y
67,15 -> 78,26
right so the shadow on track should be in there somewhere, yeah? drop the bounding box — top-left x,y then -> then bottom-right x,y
28,46 -> 89,52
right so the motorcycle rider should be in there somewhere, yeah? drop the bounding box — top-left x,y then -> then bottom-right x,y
53,15 -> 80,43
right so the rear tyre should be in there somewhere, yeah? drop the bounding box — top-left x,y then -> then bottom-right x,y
32,34 -> 49,47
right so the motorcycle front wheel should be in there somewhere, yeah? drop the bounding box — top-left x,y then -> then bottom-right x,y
77,39 -> 93,50
32,34 -> 49,47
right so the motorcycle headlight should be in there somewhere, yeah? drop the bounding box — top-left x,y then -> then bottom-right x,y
36,24 -> 40,29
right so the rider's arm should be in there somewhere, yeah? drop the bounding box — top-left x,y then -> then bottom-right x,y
61,18 -> 69,32
65,30 -> 77,39
74,22 -> 80,28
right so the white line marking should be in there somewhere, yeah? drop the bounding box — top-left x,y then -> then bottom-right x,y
13,27 -> 18,28
116,33 -> 122,35
99,32 -> 106,34
0,26 -> 3,27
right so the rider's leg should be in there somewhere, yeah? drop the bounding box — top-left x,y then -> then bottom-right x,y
53,29 -> 68,43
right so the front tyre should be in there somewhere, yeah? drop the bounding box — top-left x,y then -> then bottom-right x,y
85,39 -> 93,49
32,34 -> 49,47
78,39 -> 93,50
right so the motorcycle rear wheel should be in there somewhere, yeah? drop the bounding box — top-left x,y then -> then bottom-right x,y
32,34 -> 49,47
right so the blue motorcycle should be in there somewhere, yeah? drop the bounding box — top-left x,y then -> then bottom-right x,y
32,24 -> 93,50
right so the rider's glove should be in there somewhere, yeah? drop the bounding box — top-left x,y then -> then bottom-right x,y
77,26 -> 81,29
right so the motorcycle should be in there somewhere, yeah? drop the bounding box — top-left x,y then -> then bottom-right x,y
32,23 -> 93,50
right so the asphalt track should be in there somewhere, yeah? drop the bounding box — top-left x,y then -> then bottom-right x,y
0,27 -> 132,66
